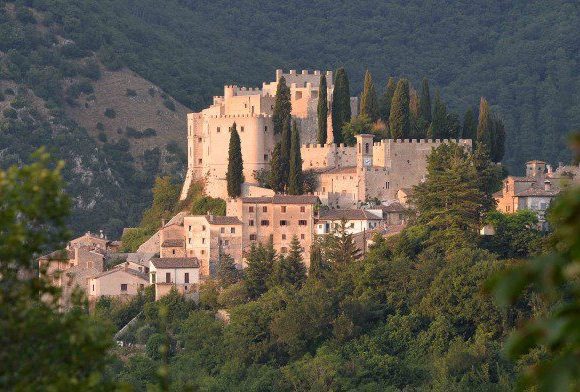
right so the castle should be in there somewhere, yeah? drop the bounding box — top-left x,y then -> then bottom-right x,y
180,69 -> 471,208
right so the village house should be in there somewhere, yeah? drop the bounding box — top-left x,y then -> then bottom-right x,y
88,266 -> 149,299
183,215 -> 243,275
316,209 -> 383,235
149,258 -> 200,301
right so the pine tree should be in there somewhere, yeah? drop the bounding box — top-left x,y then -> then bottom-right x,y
269,142 -> 285,193
462,107 -> 477,140
308,240 -> 330,280
378,77 -> 396,124
226,123 -> 244,198
273,76 -> 292,135
273,236 -> 306,288
331,68 -> 351,144
476,97 -> 492,149
360,70 -> 379,122
244,240 -> 276,299
430,90 -> 448,139
317,74 -> 328,144
389,79 -> 411,139
419,78 -> 432,124
216,253 -> 238,287
322,220 -> 361,266
288,121 -> 303,195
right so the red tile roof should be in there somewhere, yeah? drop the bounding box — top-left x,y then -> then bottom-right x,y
241,195 -> 320,205
150,258 -> 200,269
206,215 -> 242,225
319,209 -> 382,221
161,239 -> 185,248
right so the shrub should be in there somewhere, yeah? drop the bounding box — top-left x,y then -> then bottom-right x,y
146,334 -> 165,360
126,89 -> 137,97
126,127 -> 140,138
0,91 -> 4,102
96,122 -> 104,131
3,108 -> 18,119
136,325 -> 156,345
142,128 -> 156,137
104,108 -> 116,118
79,60 -> 101,80
97,132 -> 107,143
4,88 -> 15,95
15,7 -> 36,24
163,99 -> 175,111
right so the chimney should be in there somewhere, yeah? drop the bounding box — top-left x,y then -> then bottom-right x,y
547,164 -> 553,175
544,180 -> 551,191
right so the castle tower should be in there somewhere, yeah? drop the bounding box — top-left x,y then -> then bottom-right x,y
526,160 -> 546,178
356,134 -> 374,169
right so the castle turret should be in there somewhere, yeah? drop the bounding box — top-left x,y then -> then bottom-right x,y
526,160 -> 546,178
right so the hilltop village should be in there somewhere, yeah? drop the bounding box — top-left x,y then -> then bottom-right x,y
39,69 -> 579,308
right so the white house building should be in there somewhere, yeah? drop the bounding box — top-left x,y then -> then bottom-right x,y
149,258 -> 200,301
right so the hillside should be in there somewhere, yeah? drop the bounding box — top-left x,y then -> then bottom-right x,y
17,0 -> 577,172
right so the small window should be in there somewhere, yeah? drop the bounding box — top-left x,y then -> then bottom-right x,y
188,238 -> 191,244
249,206 -> 254,212
220,227 -> 225,234
201,250 -> 205,255
121,284 -> 127,292
240,126 -> 244,132
202,225 -> 206,231
261,220 -> 270,226
166,273 -> 171,283
264,154 -> 268,161
322,187 -> 326,192
249,219 -> 254,226
198,158 -> 202,164
299,220 -> 307,226
140,284 -> 144,289
282,234 -> 287,240
365,143 -> 369,154
172,249 -> 176,255
224,240 -> 229,246
185,273 -> 189,284
300,234 -> 305,240
217,127 -> 221,133
202,238 -> 205,244
263,206 -> 268,212
188,225 -> 192,231
92,284 -> 95,292
264,126 -> 268,132
300,206 -> 305,213
281,206 -> 287,213
281,247 -> 288,253
280,220 -> 287,226
250,234 -> 257,241
198,137 -> 202,143
231,227 -> 235,234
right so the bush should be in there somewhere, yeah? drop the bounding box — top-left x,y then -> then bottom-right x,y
4,88 -> 15,96
126,127 -> 140,138
126,89 -> 137,97
79,60 -> 101,80
148,88 -> 156,97
146,333 -> 166,360
3,108 -> 18,119
15,7 -> 36,24
136,325 -> 156,345
163,99 -> 176,111
142,128 -> 156,137
104,108 -> 116,118
0,91 -> 4,102
96,122 -> 104,131
97,132 -> 107,143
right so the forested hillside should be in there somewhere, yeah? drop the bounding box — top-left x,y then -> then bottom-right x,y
10,0 -> 577,171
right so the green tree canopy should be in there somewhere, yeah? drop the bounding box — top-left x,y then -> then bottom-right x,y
226,123 -> 244,198
389,78 -> 411,139
360,70 -> 379,122
317,74 -> 328,144
331,67 -> 351,144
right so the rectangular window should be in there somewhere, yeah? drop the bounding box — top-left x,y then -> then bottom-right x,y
188,225 -> 192,231
121,284 -> 127,292
282,234 -> 286,240
92,284 -> 94,292
261,220 -> 270,226
224,240 -> 229,246
300,206 -> 305,213
322,187 -> 326,192
240,126 -> 245,132
264,154 -> 268,161
299,220 -> 307,226
250,234 -> 257,241
281,247 -> 287,254
281,206 -> 287,213
202,238 -> 205,244
198,137 -> 202,143
220,227 -> 225,233
140,284 -> 144,289
188,238 -> 191,244
217,127 -> 221,133
264,126 -> 268,132
280,220 -> 287,226
166,272 -> 171,283
198,158 -> 202,164
202,225 -> 206,231
201,250 -> 205,255
185,273 -> 189,284
151,272 -> 156,283
249,219 -> 254,226
386,181 -> 390,189
231,227 -> 235,234
301,234 -> 305,240
263,206 -> 268,212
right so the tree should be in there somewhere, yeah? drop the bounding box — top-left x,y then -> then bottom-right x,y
462,107 -> 477,140
419,78 -> 432,124
280,120 -> 292,189
317,74 -> 328,144
244,241 -> 276,299
429,90 -> 447,139
226,123 -> 244,198
482,210 -> 542,259
273,236 -> 307,288
0,149 -> 116,390
322,220 -> 361,266
389,79 -> 411,139
341,114 -> 374,146
490,115 -> 506,162
378,77 -> 396,124
360,70 -> 379,122
331,68 -> 351,144
476,97 -> 492,149
288,121 -> 303,195
273,76 -> 292,136
216,253 -> 239,287
308,240 -> 330,280
269,142 -> 285,193
472,143 -> 503,212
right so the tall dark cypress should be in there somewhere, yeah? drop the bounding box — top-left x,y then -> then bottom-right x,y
360,70 -> 379,122
477,97 -> 492,149
419,78 -> 432,124
378,77 -> 396,124
430,90 -> 448,139
273,76 -> 292,136
462,107 -> 477,140
389,79 -> 411,139
288,121 -> 303,195
490,116 -> 506,163
269,142 -> 284,193
331,68 -> 351,144
226,123 -> 244,198
317,74 -> 328,144
279,120 -> 291,189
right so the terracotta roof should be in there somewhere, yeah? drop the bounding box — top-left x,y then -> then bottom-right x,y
377,202 -> 406,213
241,196 -> 273,203
206,215 -> 242,225
150,257 -> 200,269
272,195 -> 320,204
92,267 -> 148,281
320,166 -> 357,175
511,176 -> 538,182
161,239 -> 185,247
493,191 -> 503,198
515,187 -> 560,197
319,209 -> 382,221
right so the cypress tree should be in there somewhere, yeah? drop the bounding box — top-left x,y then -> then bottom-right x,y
462,107 -> 477,140
226,123 -> 244,198
279,120 -> 291,189
490,116 -> 506,163
331,68 -> 351,144
269,142 -> 285,193
389,79 -> 411,139
273,76 -> 292,136
419,78 -> 432,124
317,74 -> 328,144
288,121 -> 303,195
216,253 -> 238,287
431,90 -> 448,139
477,97 -> 492,150
378,77 -> 396,124
360,70 -> 379,122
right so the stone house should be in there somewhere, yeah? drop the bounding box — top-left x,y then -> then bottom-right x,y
89,266 -> 148,299
316,209 -> 383,235
149,258 -> 200,301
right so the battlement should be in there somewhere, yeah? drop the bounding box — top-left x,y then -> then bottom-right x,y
206,113 -> 272,119
275,69 -> 333,81
302,143 -> 350,149
372,138 -> 472,146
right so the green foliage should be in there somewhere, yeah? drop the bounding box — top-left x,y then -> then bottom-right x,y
126,88 -> 137,97
272,76 -> 291,136
216,253 -> 239,287
341,113 -> 378,145
104,107 -> 117,118
226,123 -> 244,198
389,78 -> 411,139
243,240 -> 276,299
360,70 -> 379,122
331,67 -> 351,144
272,236 -> 306,289
378,76 -> 395,124
462,107 -> 477,139
269,142 -> 285,193
482,210 -> 542,259
287,121 -> 303,195
163,98 -> 176,111
190,195 -> 226,216
419,78 -> 432,124
317,73 -> 328,144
